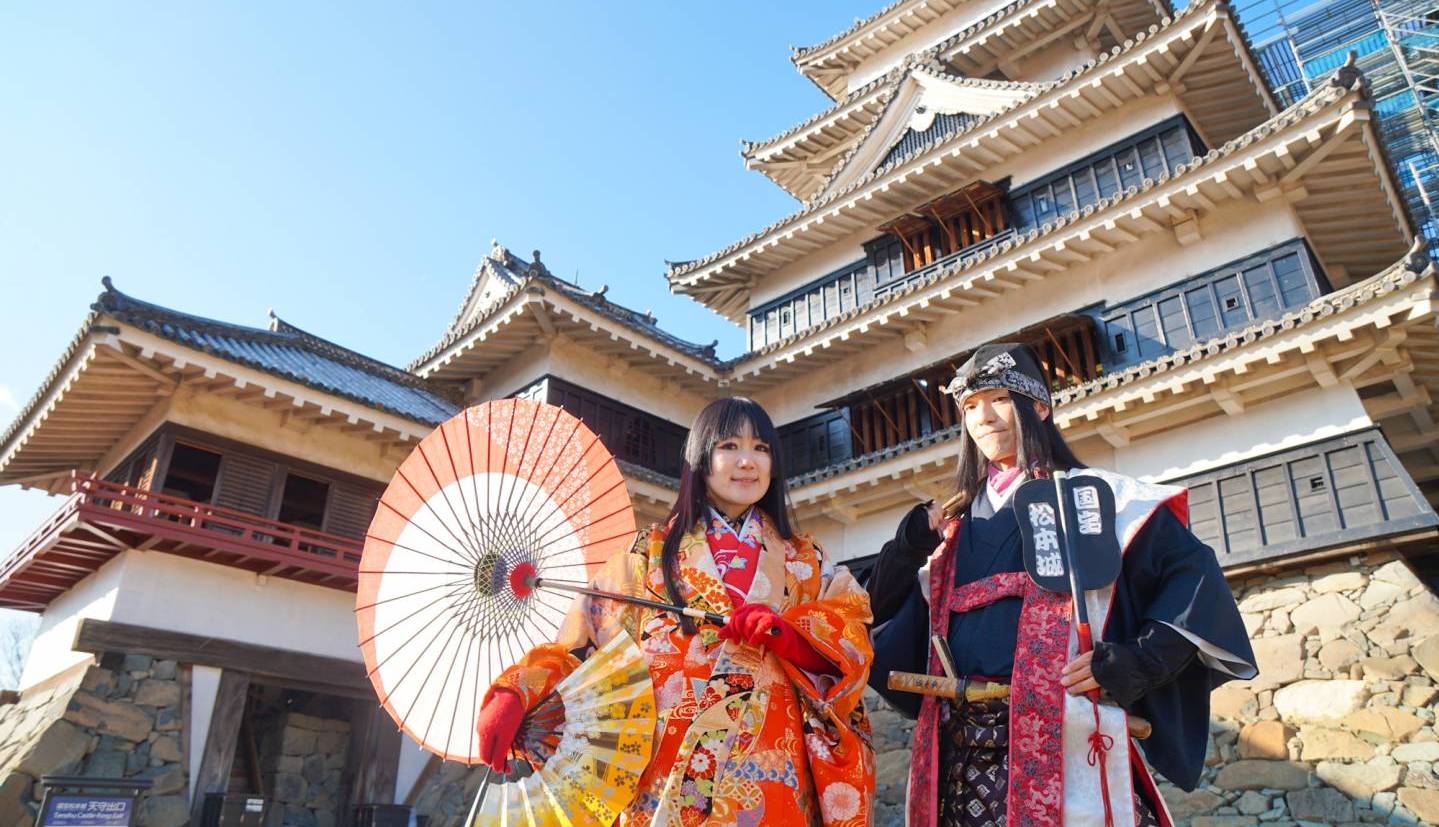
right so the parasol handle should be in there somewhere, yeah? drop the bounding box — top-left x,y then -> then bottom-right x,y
531,578 -> 728,626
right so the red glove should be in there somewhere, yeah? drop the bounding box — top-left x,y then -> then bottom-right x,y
719,603 -> 838,675
475,688 -> 525,772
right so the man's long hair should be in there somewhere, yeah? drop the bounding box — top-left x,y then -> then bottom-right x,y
948,393 -> 1084,516
660,397 -> 795,633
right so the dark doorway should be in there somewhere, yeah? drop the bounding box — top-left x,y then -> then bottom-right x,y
277,473 -> 330,531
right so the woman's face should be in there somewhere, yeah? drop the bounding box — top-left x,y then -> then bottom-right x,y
962,388 -> 1022,466
705,420 -> 772,518
961,388 -> 1052,467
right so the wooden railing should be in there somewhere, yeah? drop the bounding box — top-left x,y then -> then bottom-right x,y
0,473 -> 363,591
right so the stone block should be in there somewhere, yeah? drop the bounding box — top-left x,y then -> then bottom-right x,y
121,654 -> 153,673
1360,656 -> 1417,680
133,680 -> 180,708
1190,817 -> 1256,827
1318,639 -> 1362,673
1239,587 -> 1307,613
1316,761 -> 1402,798
71,694 -> 153,742
1291,593 -> 1362,635
1359,581 -> 1406,611
1299,727 -> 1375,760
263,753 -> 304,774
1399,787 -> 1439,823
1393,741 -> 1439,762
314,730 -> 347,754
1343,708 -> 1425,742
1414,636 -> 1439,681
1403,685 -> 1438,708
324,753 -> 346,771
150,660 -> 177,680
1242,613 -> 1263,635
150,735 -> 181,763
137,795 -> 188,827
302,753 -> 327,785
1286,787 -> 1354,822
1274,680 -> 1368,723
1313,572 -> 1366,593
83,750 -> 126,778
0,773 -> 33,818
17,721 -> 90,777
284,805 -> 319,827
1212,685 -> 1259,719
125,741 -> 151,775
1239,721 -> 1293,759
1244,634 -> 1305,692
1373,559 -> 1423,589
154,707 -> 181,732
145,765 -> 185,796
316,718 -> 350,732
874,750 -> 909,789
270,772 -> 308,804
1214,760 -> 1311,790
1234,790 -> 1270,815
279,727 -> 318,756
283,712 -> 326,731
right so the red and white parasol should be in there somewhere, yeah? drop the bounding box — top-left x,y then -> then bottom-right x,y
356,399 -> 637,764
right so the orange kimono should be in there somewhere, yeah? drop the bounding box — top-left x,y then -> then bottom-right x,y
487,510 -> 875,827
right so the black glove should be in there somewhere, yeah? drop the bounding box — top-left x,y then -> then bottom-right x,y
1091,622 -> 1198,708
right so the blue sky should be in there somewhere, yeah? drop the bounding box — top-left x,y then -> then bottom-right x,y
0,3 -> 879,642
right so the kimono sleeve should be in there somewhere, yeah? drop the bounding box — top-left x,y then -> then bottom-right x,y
777,538 -> 875,723
1111,507 -> 1258,789
483,531 -> 652,710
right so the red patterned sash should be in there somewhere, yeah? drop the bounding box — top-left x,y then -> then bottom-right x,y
907,525 -> 1071,827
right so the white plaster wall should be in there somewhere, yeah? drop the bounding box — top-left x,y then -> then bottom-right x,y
546,341 -> 711,426
755,195 -> 1309,424
1015,38 -> 1100,81
394,738 -> 432,805
18,557 -> 124,689
105,551 -> 363,662
750,95 -> 1186,309
168,390 -> 399,483
847,0 -> 1036,91
1112,384 -> 1374,482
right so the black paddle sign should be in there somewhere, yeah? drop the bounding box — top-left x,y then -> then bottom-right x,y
1012,474 -> 1121,593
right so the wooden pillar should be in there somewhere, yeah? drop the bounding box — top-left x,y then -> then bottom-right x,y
341,699 -> 403,825
188,670 -> 251,825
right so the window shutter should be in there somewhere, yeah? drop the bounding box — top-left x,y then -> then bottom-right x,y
326,484 -> 381,539
214,453 -> 279,515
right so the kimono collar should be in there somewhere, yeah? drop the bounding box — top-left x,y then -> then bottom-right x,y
984,465 -> 1025,512
707,505 -> 759,543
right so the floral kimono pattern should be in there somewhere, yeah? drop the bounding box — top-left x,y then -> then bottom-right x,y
486,510 -> 875,827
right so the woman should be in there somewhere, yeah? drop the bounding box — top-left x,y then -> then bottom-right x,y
475,397 -> 875,827
868,342 -> 1255,827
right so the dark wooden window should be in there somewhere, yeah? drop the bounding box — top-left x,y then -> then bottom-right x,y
778,410 -> 854,478
535,376 -> 689,478
1174,429 -> 1438,567
277,473 -> 331,531
162,443 -> 223,503
1093,239 -> 1328,368
109,424 -> 385,540
1010,115 -> 1204,233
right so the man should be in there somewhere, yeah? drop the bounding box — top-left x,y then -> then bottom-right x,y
868,342 -> 1255,827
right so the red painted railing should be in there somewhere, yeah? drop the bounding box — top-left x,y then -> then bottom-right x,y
0,473 -> 363,594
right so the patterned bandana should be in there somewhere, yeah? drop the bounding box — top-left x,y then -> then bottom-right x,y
705,506 -> 762,603
943,343 -> 1052,408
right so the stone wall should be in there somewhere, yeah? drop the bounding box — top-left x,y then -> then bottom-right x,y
258,711 -> 350,827
0,656 -> 188,827
869,551 -> 1439,826
410,761 -> 486,827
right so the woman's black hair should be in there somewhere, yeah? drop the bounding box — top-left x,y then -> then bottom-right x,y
948,391 -> 1083,515
660,397 -> 795,633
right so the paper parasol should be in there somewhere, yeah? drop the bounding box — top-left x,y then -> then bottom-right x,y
356,399 -> 637,763
472,633 -> 657,827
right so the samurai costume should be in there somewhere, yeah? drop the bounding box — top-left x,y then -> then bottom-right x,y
867,343 -> 1257,827
489,507 -> 876,827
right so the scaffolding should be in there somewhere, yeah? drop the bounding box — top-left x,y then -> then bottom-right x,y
1230,0 -> 1439,244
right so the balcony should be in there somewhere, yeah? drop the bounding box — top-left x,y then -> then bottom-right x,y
0,474 -> 362,611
